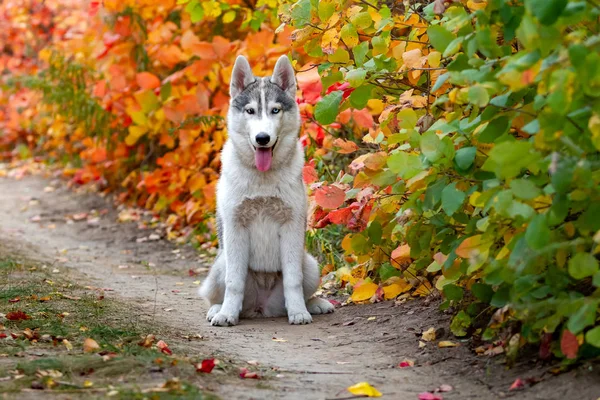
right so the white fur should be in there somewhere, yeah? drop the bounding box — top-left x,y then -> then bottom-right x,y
199,55 -> 334,326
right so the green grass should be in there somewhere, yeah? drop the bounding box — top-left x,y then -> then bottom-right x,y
0,253 -> 221,398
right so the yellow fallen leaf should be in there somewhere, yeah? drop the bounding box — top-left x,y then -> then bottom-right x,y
422,327 -> 436,342
62,339 -> 73,351
351,281 -> 379,302
382,280 -> 411,299
367,316 -> 376,321
83,338 -> 100,353
438,341 -> 460,348
413,281 -> 433,297
347,381 -> 382,397
83,380 -> 93,387
419,341 -> 426,348
272,338 -> 287,342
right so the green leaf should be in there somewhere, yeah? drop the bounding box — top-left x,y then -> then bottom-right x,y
134,90 -> 160,114
443,284 -> 464,301
594,272 -> 600,287
431,72 -> 449,92
526,0 -> 568,25
478,116 -> 510,143
340,23 -> 359,48
349,84 -> 372,109
379,263 -> 401,281
346,69 -> 367,88
567,302 -> 598,335
471,283 -> 494,303
160,82 -> 172,102
482,141 -> 539,180
396,108 -> 418,129
368,221 -> 382,245
525,214 -> 551,250
568,252 -> 599,280
454,147 -> 476,170
450,311 -> 471,337
441,182 -> 466,216
427,25 -> 456,53
188,2 -> 204,22
510,179 -> 541,200
315,91 -> 343,125
352,41 -> 369,67
387,152 -> 423,180
291,0 -> 312,26
317,0 -> 336,21
586,326 -> 600,348
350,11 -> 372,29
468,85 -> 489,107
420,131 -> 442,163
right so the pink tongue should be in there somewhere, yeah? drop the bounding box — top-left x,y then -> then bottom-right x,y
255,148 -> 272,172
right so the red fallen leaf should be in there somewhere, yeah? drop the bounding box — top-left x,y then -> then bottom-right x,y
560,330 -> 578,359
196,358 -> 215,373
6,311 -> 31,321
156,340 -> 172,355
539,333 -> 552,360
188,269 -> 198,277
239,367 -> 260,379
8,297 -> 20,303
509,378 -> 524,391
418,393 -> 443,400
0,333 -> 7,339
398,360 -> 413,368
315,185 -> 345,210
328,299 -> 341,308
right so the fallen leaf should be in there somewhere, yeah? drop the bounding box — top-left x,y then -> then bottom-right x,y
509,378 -> 524,391
351,281 -> 379,302
138,334 -> 156,348
347,381 -> 382,397
418,393 -> 443,400
437,384 -> 453,393
419,341 -> 426,348
156,340 -> 172,355
272,338 -> 287,342
83,338 -> 100,353
438,341 -> 459,348
422,327 -> 436,342
239,367 -> 260,379
247,360 -> 259,366
196,358 -> 216,373
398,359 -> 414,368
6,311 -> 30,321
63,339 -> 73,351
8,297 -> 20,303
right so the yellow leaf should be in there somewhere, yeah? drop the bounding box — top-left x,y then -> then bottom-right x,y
402,48 -> 423,69
347,382 -> 382,397
413,280 -> 433,297
427,51 -> 441,68
391,244 -> 411,268
222,10 -> 236,23
125,126 -> 148,146
438,341 -> 460,348
321,28 -> 340,55
83,380 -> 94,388
466,0 -> 488,11
383,280 -> 411,299
422,327 -> 436,342
62,339 -> 73,351
351,281 -> 379,302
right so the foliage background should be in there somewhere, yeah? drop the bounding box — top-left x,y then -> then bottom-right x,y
1,0 -> 599,361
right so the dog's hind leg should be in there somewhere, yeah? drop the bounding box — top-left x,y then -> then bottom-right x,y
303,253 -> 335,315
199,253 -> 226,321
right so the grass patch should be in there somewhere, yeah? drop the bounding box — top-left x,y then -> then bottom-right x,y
0,253 -> 220,398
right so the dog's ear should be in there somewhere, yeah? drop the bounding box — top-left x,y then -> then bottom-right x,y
230,56 -> 254,98
271,55 -> 296,98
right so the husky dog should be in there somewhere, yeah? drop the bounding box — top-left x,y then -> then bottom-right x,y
198,55 -> 335,326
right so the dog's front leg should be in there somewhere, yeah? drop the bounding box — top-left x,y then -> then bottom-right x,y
280,221 -> 312,325
210,225 -> 249,327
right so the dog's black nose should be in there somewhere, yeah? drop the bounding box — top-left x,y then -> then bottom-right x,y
255,133 -> 270,146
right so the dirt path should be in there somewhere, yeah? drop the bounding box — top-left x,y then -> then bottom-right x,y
1,174 -> 598,400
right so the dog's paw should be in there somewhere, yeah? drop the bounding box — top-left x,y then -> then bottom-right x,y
210,311 -> 239,327
206,304 -> 222,321
307,298 -> 335,315
288,311 -> 312,325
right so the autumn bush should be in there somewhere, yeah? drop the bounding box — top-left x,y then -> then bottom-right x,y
1,0 -> 600,361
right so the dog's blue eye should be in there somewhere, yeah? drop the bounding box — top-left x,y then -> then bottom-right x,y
246,109 -> 255,115
271,108 -> 281,114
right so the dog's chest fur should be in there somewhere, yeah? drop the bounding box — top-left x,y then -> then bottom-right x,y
234,196 -> 292,227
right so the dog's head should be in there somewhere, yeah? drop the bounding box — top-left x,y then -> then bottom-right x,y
227,55 -> 301,172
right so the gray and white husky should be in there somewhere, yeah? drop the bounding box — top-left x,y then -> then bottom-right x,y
198,55 -> 335,326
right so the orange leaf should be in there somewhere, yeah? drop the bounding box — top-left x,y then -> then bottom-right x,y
83,338 -> 100,353
560,330 -> 579,359
455,235 -> 491,258
351,281 -> 379,302
328,207 -> 353,224
136,72 -> 161,90
333,138 -> 359,154
315,185 -> 345,209
391,244 -> 411,267
302,163 -> 319,184
353,109 -> 374,129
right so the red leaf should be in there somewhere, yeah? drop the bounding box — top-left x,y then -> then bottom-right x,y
0,333 -> 7,339
560,330 -> 579,359
328,207 -> 353,225
418,393 -> 443,400
6,311 -> 31,321
8,297 -> 20,303
188,269 -> 198,277
302,163 -> 319,184
239,367 -> 260,379
315,185 -> 345,210
196,358 -> 215,373
509,378 -> 524,391
156,340 -> 172,355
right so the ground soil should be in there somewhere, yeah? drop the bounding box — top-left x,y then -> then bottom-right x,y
0,173 -> 598,400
